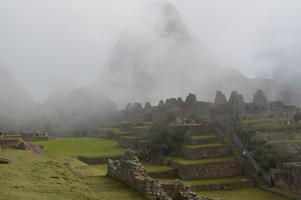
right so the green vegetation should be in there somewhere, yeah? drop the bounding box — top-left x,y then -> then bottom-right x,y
254,143 -> 289,171
236,123 -> 290,171
146,118 -> 188,158
170,156 -> 237,166
160,176 -> 250,185
34,137 -> 124,158
0,145 -> 145,200
0,149 -> 98,200
190,135 -> 218,140
198,188 -> 289,200
183,143 -> 227,149
142,162 -> 175,173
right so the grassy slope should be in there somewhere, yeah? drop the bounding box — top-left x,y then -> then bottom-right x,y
0,137 -> 145,200
0,149 -> 98,200
34,137 -> 124,158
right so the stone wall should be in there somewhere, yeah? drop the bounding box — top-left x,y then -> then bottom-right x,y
21,132 -> 49,142
107,149 -> 214,200
170,161 -> 243,180
180,145 -> 231,160
0,139 -> 20,148
274,162 -> 301,195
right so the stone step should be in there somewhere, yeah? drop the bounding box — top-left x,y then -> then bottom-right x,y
181,143 -> 231,160
169,156 -> 243,180
159,176 -> 254,191
186,135 -> 220,145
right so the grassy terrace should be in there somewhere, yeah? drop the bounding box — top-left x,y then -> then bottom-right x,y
240,117 -> 301,132
190,135 -> 218,140
170,156 -> 237,166
199,188 -> 289,200
142,162 -> 175,173
34,137 -> 124,158
159,176 -> 250,185
183,143 -> 227,149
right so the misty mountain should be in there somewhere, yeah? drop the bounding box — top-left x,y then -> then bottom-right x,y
100,2 -> 301,107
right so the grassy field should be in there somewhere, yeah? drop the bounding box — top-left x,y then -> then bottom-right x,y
199,188 -> 289,200
34,137 -> 124,158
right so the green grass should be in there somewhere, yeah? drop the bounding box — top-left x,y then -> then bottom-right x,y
84,177 -> 144,200
170,156 -> 237,166
159,176 -> 250,185
34,137 -> 124,158
190,135 -> 217,140
198,187 -> 289,200
142,162 -> 175,173
0,148 -> 145,200
0,149 -> 98,200
120,136 -> 142,140
183,143 -> 227,149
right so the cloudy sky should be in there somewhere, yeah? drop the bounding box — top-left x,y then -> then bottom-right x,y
0,0 -> 300,101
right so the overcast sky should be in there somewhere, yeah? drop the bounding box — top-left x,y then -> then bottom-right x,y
0,0 -> 300,101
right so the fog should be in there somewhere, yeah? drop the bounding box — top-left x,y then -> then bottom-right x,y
0,0 -> 300,131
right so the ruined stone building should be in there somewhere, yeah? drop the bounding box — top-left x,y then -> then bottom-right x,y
124,90 -> 297,123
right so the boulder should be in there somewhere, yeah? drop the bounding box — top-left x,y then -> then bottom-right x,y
0,156 -> 10,164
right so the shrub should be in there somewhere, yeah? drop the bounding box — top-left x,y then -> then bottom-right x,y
146,114 -> 188,158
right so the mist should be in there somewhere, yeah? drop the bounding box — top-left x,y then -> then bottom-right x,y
0,0 -> 300,131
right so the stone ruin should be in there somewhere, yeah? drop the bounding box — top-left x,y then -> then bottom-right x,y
124,89 -> 298,123
274,162 -> 301,195
107,149 -> 214,200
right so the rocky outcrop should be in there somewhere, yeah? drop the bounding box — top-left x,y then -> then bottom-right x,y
215,91 -> 227,105
107,149 -> 213,200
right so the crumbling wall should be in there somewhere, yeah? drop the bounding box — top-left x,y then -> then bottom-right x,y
107,149 -> 212,200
